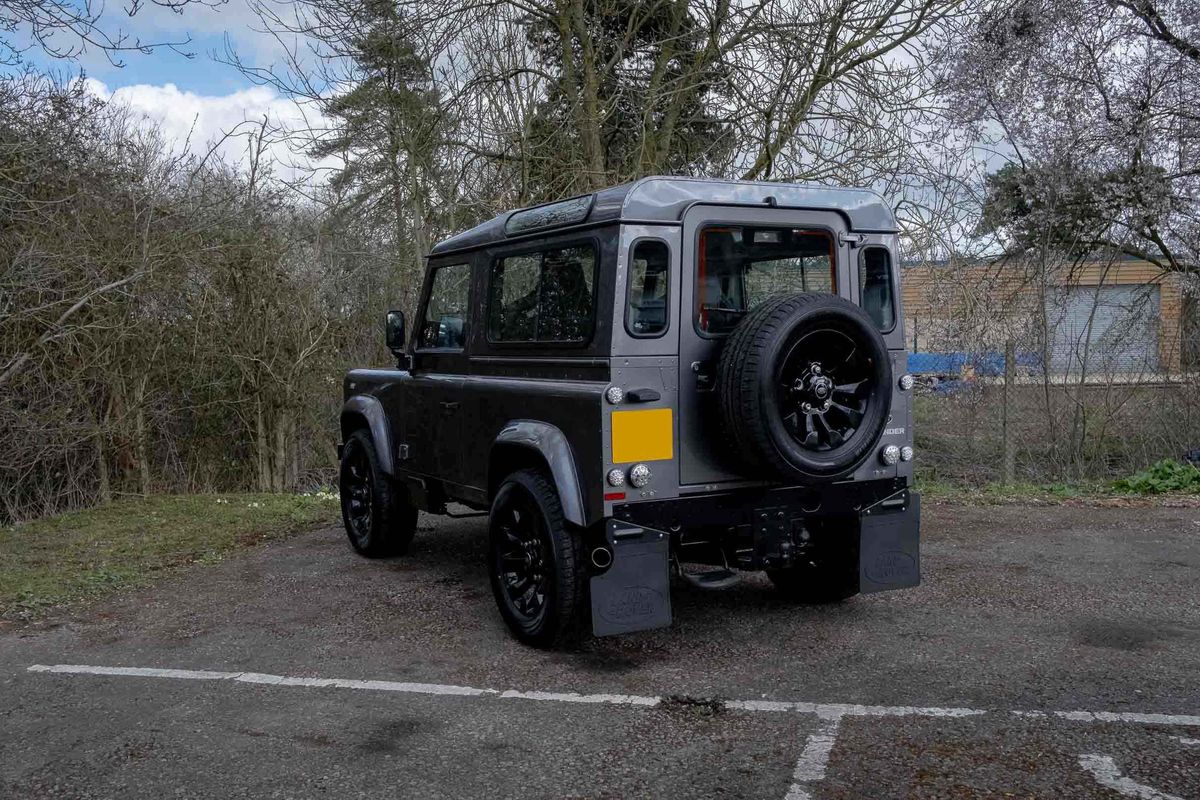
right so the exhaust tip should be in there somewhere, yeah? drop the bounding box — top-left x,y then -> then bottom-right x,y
590,547 -> 613,570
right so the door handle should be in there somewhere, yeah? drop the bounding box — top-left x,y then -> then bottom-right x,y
626,388 -> 661,403
439,401 -> 460,411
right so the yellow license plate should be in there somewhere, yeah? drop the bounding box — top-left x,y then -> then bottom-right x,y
611,408 -> 674,463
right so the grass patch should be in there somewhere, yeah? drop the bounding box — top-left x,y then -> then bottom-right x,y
0,492 -> 338,620
917,472 -> 1200,505
916,476 -> 1110,504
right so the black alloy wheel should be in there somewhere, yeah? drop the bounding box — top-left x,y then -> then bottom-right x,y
342,443 -> 374,547
338,429 -> 417,558
494,491 -> 551,625
778,329 -> 874,452
488,469 -> 585,647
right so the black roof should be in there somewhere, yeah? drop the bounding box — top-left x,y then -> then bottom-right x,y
429,176 -> 897,256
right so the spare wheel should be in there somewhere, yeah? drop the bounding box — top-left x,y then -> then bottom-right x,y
716,293 -> 892,481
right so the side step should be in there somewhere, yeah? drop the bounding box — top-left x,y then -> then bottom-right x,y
674,540 -> 742,590
679,567 -> 741,590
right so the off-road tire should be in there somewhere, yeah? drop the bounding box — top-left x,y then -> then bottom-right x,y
339,429 -> 418,558
717,293 -> 892,481
488,468 -> 587,648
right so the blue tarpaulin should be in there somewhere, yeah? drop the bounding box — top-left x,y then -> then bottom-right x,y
907,351 -> 1041,377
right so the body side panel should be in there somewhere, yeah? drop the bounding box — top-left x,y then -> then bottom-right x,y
602,356 -> 682,518
609,223 -> 683,358
459,374 -> 607,524
342,370 -> 412,476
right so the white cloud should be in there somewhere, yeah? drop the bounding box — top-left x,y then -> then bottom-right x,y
83,78 -> 332,182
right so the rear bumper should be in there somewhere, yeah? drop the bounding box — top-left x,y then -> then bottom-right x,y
590,483 -> 920,637
611,477 -> 908,531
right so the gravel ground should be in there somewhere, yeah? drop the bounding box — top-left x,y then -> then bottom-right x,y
0,501 -> 1197,798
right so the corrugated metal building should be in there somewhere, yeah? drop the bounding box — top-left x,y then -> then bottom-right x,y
901,258 -> 1189,377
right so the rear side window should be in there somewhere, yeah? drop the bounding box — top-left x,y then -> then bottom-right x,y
419,263 -> 471,349
488,244 -> 596,342
858,247 -> 895,331
626,240 -> 669,337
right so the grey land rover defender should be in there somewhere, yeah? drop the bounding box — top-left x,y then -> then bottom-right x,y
338,176 -> 920,647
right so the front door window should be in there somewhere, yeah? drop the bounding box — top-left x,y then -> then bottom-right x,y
420,263 -> 471,349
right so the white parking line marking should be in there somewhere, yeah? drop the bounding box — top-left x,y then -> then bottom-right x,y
1175,736 -> 1200,746
727,698 -> 985,720
498,689 -> 660,706
1078,754 -> 1185,800
28,664 -> 233,682
27,664 -> 497,698
1014,709 -> 1200,727
26,664 -> 1200,727
783,715 -> 841,800
26,663 -> 1200,800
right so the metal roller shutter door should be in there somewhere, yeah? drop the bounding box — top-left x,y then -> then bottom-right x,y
1045,285 -> 1160,375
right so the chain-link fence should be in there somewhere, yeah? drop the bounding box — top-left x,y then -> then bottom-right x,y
903,254 -> 1200,485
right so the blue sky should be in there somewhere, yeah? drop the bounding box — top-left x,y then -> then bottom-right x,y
10,0 -> 324,173
15,0 -> 276,94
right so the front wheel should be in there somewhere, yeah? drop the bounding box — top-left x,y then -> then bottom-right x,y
488,469 -> 586,648
339,429 -> 417,558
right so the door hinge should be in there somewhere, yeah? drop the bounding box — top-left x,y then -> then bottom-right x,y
839,232 -> 865,247
397,444 -> 410,461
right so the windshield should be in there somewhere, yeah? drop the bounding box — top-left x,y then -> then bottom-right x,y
696,226 -> 835,335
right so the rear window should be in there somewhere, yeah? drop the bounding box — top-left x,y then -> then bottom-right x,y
487,244 -> 596,343
697,226 -> 835,334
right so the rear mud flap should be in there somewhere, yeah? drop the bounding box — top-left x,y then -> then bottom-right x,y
590,520 -> 672,637
859,493 -> 921,594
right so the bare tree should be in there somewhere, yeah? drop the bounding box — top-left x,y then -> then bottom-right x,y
0,0 -> 219,66
940,0 -> 1200,275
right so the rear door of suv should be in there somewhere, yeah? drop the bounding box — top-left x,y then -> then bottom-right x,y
677,205 -> 854,487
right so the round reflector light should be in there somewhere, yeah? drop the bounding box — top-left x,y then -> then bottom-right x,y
629,463 -> 652,488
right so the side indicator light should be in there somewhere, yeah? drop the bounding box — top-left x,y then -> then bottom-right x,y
603,491 -> 626,501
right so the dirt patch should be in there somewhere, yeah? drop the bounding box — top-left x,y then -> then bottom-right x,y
1074,619 -> 1179,651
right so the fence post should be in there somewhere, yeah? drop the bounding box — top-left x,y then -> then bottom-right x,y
1002,339 -> 1016,484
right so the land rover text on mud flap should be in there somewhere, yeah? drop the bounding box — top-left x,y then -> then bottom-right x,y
338,176 -> 920,647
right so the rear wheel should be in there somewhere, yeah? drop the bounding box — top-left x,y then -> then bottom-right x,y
488,469 -> 586,648
339,429 -> 417,558
766,565 -> 859,603
766,539 -> 859,604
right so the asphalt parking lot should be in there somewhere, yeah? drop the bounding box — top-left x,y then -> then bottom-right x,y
1,501 -> 1198,799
